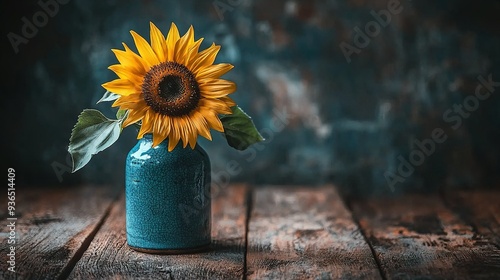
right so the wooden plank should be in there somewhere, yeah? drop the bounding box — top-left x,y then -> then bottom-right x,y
443,190 -> 500,252
69,184 -> 248,279
0,185 -> 118,280
246,186 -> 381,280
351,193 -> 500,279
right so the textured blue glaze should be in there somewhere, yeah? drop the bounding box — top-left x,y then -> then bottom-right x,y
125,134 -> 211,251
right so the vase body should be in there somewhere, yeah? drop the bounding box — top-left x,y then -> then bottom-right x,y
125,134 -> 211,254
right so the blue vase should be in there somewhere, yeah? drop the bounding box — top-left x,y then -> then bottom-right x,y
125,134 -> 211,254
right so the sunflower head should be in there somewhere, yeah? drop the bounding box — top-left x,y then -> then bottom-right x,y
102,22 -> 237,151
68,22 -> 262,172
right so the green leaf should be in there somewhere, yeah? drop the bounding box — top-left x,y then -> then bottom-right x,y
96,91 -> 119,104
68,109 -> 123,172
116,109 -> 141,130
220,106 -> 264,150
116,109 -> 127,120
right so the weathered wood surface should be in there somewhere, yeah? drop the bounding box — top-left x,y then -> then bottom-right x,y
246,186 -> 381,280
0,185 -> 118,280
69,184 -> 248,279
443,190 -> 500,245
351,193 -> 500,280
2,184 -> 500,279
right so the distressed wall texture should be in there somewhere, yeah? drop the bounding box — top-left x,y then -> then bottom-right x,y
2,0 -> 500,195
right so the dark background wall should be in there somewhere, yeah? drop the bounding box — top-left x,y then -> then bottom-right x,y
2,0 -> 499,196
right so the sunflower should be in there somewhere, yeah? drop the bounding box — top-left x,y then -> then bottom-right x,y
102,22 -> 236,151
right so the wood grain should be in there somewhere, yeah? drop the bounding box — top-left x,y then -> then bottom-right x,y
443,190 -> 500,258
69,184 -> 248,279
246,186 -> 381,280
0,185 -> 118,280
351,193 -> 500,279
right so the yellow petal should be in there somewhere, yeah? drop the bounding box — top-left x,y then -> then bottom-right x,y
202,110 -> 224,132
178,116 -> 191,148
137,123 -> 151,140
108,64 -> 143,85
220,96 -> 237,107
112,43 -> 149,75
166,22 -> 180,61
130,30 -> 159,68
199,79 -> 237,98
174,25 -> 195,65
190,44 -> 221,75
188,135 -> 197,149
152,113 -> 169,147
168,118 -> 181,151
182,117 -> 194,148
185,117 -> 198,148
187,117 -> 198,149
193,111 -> 212,141
200,98 -> 233,115
102,79 -> 137,96
152,132 -> 167,147
154,113 -> 170,139
111,95 -> 144,108
196,63 -> 234,79
123,106 -> 147,127
149,22 -> 167,62
184,38 -> 204,69
138,110 -> 154,138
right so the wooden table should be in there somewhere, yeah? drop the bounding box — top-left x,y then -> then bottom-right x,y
1,185 -> 499,279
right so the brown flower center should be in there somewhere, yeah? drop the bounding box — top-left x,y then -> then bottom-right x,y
142,62 -> 200,116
